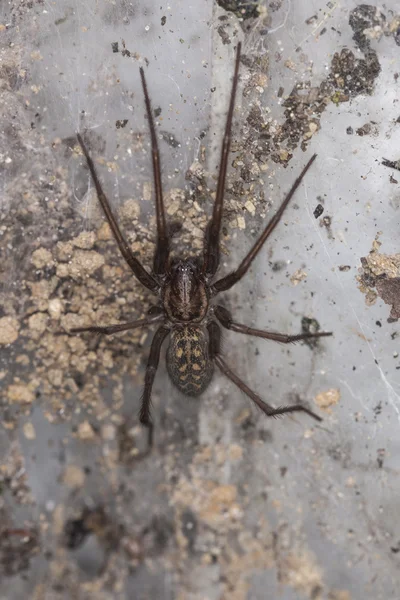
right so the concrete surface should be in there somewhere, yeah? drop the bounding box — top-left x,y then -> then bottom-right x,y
1,1 -> 400,599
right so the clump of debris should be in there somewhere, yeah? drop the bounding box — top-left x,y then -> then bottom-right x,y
358,234 -> 400,321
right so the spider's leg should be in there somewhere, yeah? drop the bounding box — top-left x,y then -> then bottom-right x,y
2,529 -> 36,539
70,314 -> 163,336
168,221 -> 183,238
139,68 -> 170,275
212,154 -> 317,294
77,133 -> 159,293
203,42 -> 242,277
208,321 -> 320,422
139,325 -> 170,427
215,305 -> 332,343
207,320 -> 222,360
215,353 -> 322,422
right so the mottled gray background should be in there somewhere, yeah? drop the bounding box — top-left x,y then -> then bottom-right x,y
1,1 -> 400,599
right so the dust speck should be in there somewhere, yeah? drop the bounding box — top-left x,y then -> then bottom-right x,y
31,247 -> 53,269
77,420 -> 96,441
0,316 -> 20,345
315,388 -> 340,412
23,422 -> 36,440
71,231 -> 96,249
7,383 -> 35,404
290,268 -> 307,285
63,465 -> 85,488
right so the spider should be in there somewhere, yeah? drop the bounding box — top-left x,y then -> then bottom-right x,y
73,42 -> 332,441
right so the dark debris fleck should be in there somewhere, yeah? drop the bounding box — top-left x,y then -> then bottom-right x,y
313,203 -> 324,219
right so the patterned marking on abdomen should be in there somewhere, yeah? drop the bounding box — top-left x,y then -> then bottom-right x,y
166,326 -> 214,396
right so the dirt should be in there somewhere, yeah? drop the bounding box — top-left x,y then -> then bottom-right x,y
357,234 -> 400,321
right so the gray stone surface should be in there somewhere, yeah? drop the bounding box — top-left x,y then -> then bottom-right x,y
1,1 -> 400,599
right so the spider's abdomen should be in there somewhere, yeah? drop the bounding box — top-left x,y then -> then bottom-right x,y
166,326 -> 214,396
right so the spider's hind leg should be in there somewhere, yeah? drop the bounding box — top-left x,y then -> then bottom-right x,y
138,325 -> 170,427
215,354 -> 322,422
118,326 -> 170,462
208,320 -> 321,423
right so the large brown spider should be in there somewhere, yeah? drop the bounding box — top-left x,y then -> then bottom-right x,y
73,42 -> 331,440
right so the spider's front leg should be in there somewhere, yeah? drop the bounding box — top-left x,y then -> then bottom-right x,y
207,321 -> 322,422
202,42 -> 242,277
214,305 -> 332,344
139,67 -> 177,275
76,133 -> 159,293
212,154 -> 317,294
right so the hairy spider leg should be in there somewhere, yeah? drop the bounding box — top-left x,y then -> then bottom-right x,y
203,41 -> 242,277
77,133 -> 159,293
213,154 -> 317,294
139,67 -> 171,275
70,314 -> 163,336
215,305 -> 332,344
139,325 -> 170,425
207,321 -> 322,422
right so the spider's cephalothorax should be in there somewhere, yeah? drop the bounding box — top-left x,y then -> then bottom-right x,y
73,42 -> 332,439
163,258 -> 209,323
